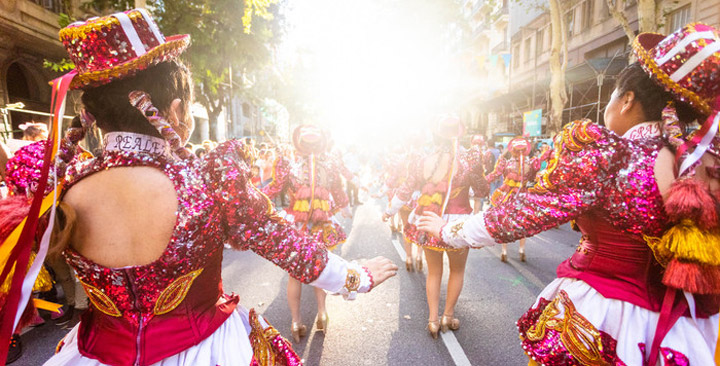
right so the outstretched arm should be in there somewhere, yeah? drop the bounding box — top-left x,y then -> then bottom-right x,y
418,121 -> 620,248
209,140 -> 397,297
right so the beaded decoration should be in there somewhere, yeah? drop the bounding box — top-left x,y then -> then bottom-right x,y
128,90 -> 194,160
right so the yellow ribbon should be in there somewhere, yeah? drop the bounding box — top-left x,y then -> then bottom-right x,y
32,298 -> 63,313
417,193 -> 443,207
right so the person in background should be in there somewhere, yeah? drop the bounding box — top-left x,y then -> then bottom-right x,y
19,122 -> 48,142
251,165 -> 261,187
195,147 -> 207,159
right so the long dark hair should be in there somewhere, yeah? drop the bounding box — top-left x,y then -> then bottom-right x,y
615,63 -> 701,124
81,60 -> 193,137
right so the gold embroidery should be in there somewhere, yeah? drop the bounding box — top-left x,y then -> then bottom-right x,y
154,268 -> 203,315
80,280 -> 122,317
248,309 -> 281,366
643,234 -> 672,267
449,222 -> 464,238
344,269 -> 361,293
525,291 -> 610,366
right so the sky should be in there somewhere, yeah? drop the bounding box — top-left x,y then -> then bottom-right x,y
279,0 -> 470,148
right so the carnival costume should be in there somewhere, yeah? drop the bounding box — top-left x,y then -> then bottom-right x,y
386,119 -> 487,252
0,10 -> 377,366
439,23 -> 720,365
262,125 -> 352,251
485,137 -> 542,207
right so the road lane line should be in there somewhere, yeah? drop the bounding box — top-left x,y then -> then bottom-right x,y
441,331 -> 473,366
391,238 -> 407,261
391,238 -> 473,366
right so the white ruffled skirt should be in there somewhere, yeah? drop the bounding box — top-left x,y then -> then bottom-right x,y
519,278 -> 718,365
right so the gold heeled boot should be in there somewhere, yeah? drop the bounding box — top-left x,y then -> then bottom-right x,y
405,258 -> 414,272
291,322 -> 307,343
428,320 -> 440,339
415,255 -> 423,272
440,315 -> 460,333
316,312 -> 329,333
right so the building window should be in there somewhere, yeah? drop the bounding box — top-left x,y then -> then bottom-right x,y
582,0 -> 594,29
31,0 -> 65,13
668,5 -> 691,33
242,103 -> 251,118
566,10 -> 575,39
536,28 -> 545,57
523,37 -> 531,64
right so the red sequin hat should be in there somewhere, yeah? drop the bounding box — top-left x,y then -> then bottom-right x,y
435,116 -> 465,140
508,137 -> 531,156
293,125 -> 328,155
60,8 -> 190,90
633,23 -> 720,116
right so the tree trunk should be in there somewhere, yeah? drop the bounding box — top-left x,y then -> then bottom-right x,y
548,0 -> 568,134
207,107 -> 221,142
637,0 -> 658,33
606,0 -> 635,45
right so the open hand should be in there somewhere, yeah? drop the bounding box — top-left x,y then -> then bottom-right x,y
416,212 -> 445,239
381,212 -> 392,222
363,256 -> 398,289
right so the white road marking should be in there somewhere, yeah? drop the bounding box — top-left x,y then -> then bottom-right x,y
391,239 -> 473,366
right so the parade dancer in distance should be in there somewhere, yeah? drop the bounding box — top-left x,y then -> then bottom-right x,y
263,125 -> 357,343
418,23 -> 720,365
484,137 -> 543,262
0,10 -> 397,366
383,117 -> 487,338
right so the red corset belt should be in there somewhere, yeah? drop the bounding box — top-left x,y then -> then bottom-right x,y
556,214 -> 720,318
75,250 -> 239,366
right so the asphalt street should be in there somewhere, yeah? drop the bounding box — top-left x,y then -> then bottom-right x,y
14,197 -> 580,366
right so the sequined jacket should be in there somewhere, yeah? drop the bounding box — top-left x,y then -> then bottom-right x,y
388,147 -> 488,217
262,152 -> 350,223
61,137 -> 354,366
443,121 -> 720,315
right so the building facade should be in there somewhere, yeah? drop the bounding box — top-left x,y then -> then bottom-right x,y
463,0 -> 720,141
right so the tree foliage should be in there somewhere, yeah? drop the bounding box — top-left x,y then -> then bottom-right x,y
72,0 -> 284,140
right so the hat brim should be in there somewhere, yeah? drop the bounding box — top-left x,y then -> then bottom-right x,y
70,34 -> 190,90
633,27 -> 712,116
293,125 -> 328,155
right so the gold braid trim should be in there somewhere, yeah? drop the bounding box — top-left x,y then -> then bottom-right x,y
80,280 -> 122,317
632,25 -> 712,116
530,120 -> 595,193
153,268 -> 203,315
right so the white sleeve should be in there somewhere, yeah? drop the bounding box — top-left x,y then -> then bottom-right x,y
385,196 -> 409,216
441,212 -> 497,249
309,252 -> 372,300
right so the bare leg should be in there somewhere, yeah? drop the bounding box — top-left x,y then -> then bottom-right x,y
443,248 -> 469,319
424,249 -> 444,322
287,277 -> 303,324
501,243 -> 508,262
314,286 -> 329,332
519,238 -> 526,262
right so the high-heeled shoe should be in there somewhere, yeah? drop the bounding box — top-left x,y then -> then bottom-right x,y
440,315 -> 460,333
501,252 -> 508,262
405,258 -> 414,272
428,320 -> 440,339
291,322 -> 306,343
519,251 -> 526,262
415,255 -> 423,271
316,312 -> 329,333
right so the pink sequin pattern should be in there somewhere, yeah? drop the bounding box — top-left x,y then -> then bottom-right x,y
484,121 -> 668,243
63,139 -> 329,325
638,343 -> 690,366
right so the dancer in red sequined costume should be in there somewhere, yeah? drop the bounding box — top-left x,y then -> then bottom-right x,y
419,23 -> 720,366
0,10 -> 398,366
383,117 -> 487,338
485,137 -> 548,262
262,125 -> 357,343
